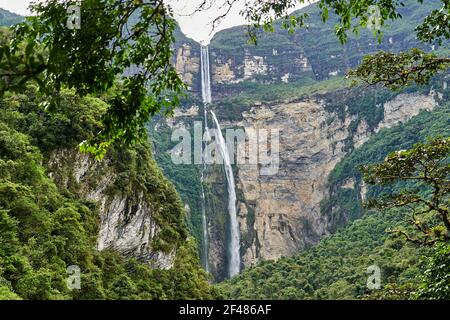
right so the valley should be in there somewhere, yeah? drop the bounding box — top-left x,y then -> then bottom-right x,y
150,1 -> 449,284
0,0 -> 449,300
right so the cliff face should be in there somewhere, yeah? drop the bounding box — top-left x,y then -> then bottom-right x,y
46,144 -> 187,270
231,91 -> 439,264
0,88 -> 217,299
175,44 -> 200,91
173,27 -> 202,94
155,85 -> 442,279
161,1 -> 446,280
172,2 -> 438,98
210,47 -> 312,86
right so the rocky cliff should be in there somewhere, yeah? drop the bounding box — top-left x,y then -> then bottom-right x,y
156,0 -> 448,280
231,90 -> 440,265
45,142 -> 187,270
173,2 -> 440,99
153,80 -> 445,279
0,88 -> 215,299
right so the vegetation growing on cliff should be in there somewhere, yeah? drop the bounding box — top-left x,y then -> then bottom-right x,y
217,103 -> 450,300
0,1 -> 184,158
323,96 -> 450,231
148,119 -> 206,257
0,0 -> 448,301
207,0 -> 449,91
149,115 -> 234,280
0,89 -> 217,300
0,9 -> 22,27
362,137 -> 450,245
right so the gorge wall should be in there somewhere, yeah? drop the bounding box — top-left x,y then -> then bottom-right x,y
156,1 -> 448,280
232,91 -> 439,265
162,86 -> 444,277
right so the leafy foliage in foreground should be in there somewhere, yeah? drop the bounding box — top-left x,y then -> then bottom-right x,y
348,49 -> 450,90
0,90 -> 217,300
212,0 -> 446,45
415,242 -> 450,299
362,137 -> 450,245
0,1 -> 184,158
234,0 -> 450,90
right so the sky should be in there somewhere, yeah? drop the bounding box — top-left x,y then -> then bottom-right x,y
0,0 -> 309,43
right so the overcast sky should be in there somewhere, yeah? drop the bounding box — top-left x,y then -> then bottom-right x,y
0,0 -> 309,43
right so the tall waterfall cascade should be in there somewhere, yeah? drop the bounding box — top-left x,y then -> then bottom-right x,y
200,45 -> 211,272
200,45 -> 212,106
200,173 -> 209,273
210,111 -> 241,277
200,45 -> 241,277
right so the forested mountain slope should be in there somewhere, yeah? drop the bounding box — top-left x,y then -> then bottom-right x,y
1,0 -> 448,300
0,87 -> 216,299
0,9 -> 23,27
152,0 -> 449,281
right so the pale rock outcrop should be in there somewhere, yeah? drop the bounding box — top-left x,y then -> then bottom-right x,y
243,52 -> 268,79
376,92 -> 437,131
47,150 -> 175,270
175,44 -> 200,90
226,91 -> 439,265
212,59 -> 238,84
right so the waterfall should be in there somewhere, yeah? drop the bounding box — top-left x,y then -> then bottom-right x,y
200,44 -> 240,277
210,110 -> 241,278
200,174 -> 209,273
200,45 -> 211,272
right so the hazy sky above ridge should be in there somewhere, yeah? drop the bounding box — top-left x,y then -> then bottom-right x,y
0,0 -> 310,43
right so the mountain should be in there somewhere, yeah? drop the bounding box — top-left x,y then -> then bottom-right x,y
154,0 -> 449,281
0,8 -> 24,26
0,89 -> 216,299
216,97 -> 450,299
0,9 -> 221,299
173,0 -> 442,98
0,0 -> 448,299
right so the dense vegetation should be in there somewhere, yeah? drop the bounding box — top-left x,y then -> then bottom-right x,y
323,86 -> 450,230
218,210 -> 428,299
0,87 -> 217,300
0,9 -> 22,27
148,117 -> 206,260
0,1 -> 186,159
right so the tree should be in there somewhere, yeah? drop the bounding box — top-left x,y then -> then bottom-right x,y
361,137 -> 450,246
347,49 -> 450,90
1,0 -> 448,156
1,0 -> 184,158
359,138 -> 450,299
